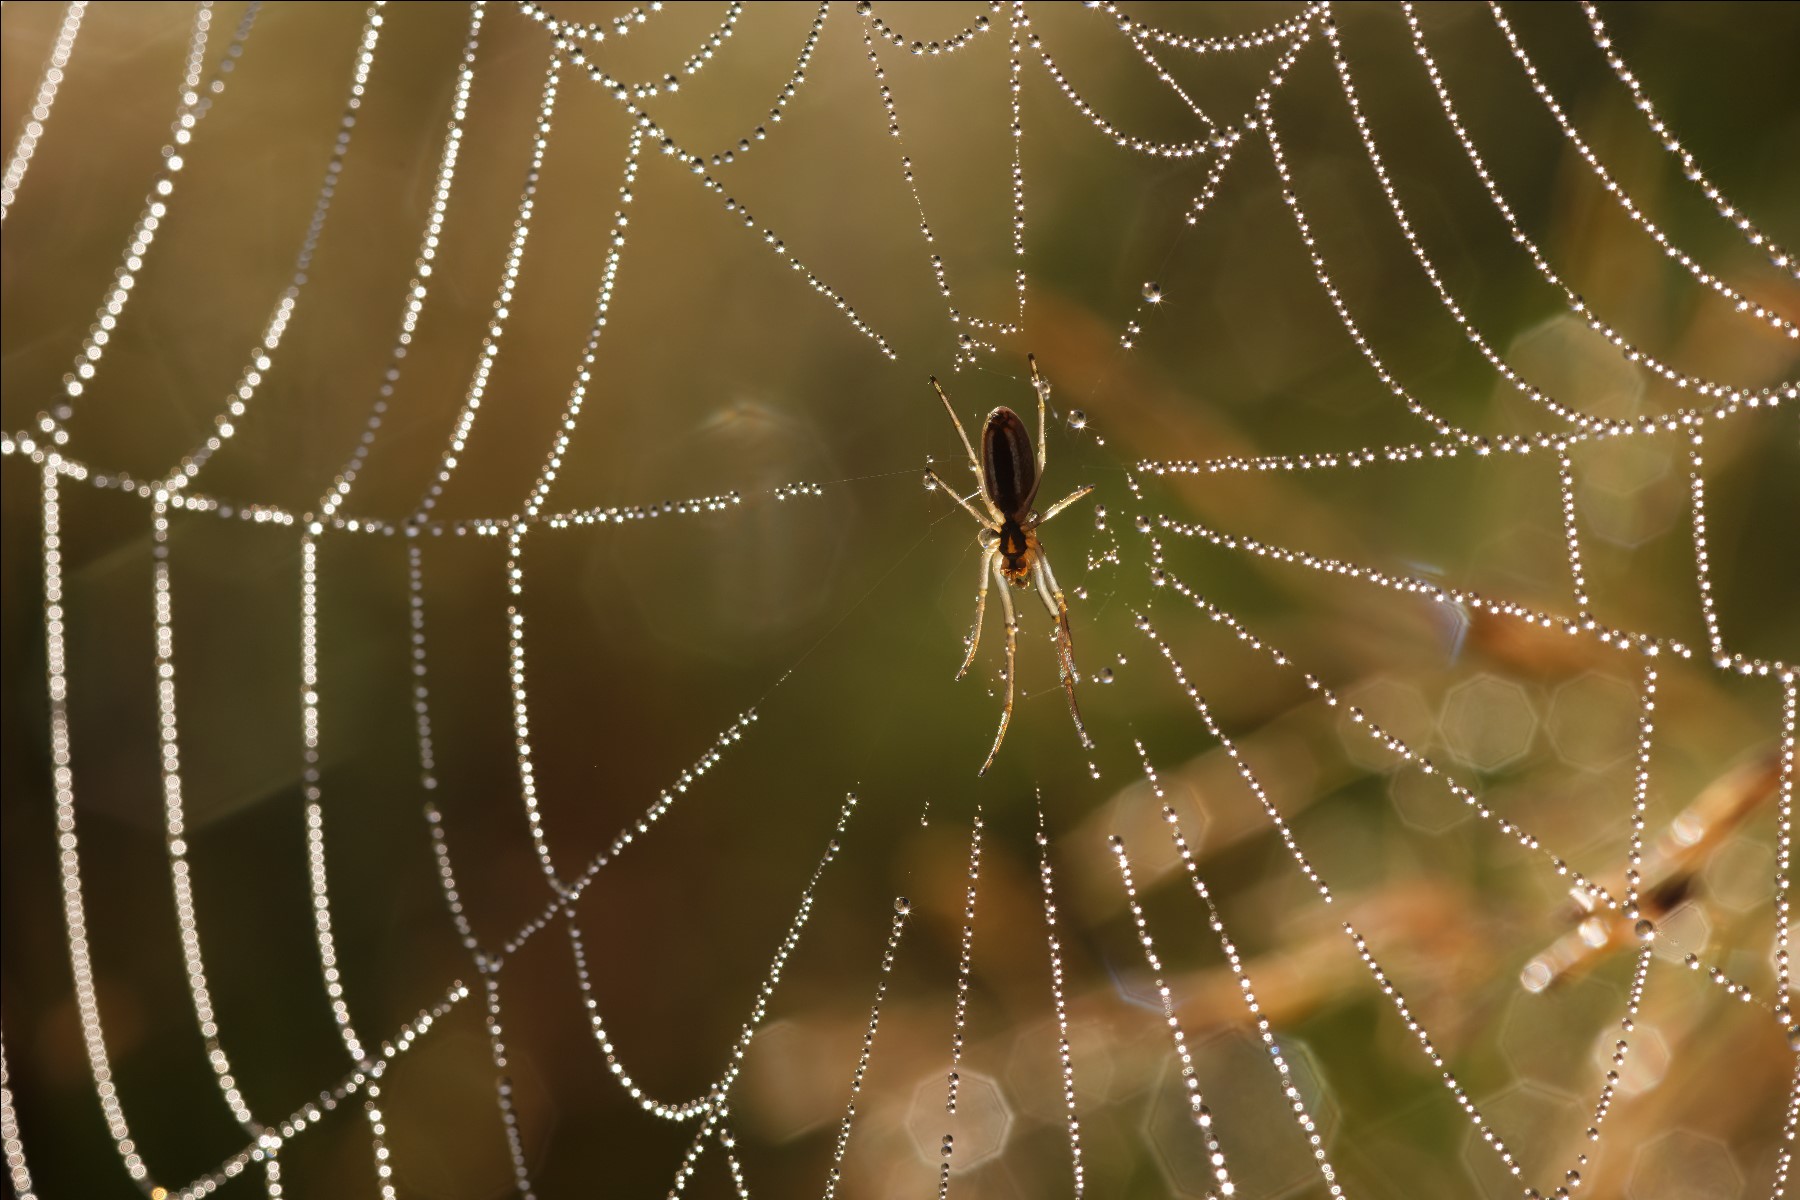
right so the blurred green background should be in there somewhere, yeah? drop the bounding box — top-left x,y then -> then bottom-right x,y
2,2 -> 1797,1197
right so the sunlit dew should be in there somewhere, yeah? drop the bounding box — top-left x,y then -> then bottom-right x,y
4,2 -> 1796,1197
0,1 -> 87,226
1110,833 -> 1236,1191
942,808 -> 983,1117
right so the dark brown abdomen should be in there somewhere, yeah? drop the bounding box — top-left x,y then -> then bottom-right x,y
981,406 -> 1037,518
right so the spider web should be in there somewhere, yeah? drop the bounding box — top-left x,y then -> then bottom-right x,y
1,2 -> 1796,1198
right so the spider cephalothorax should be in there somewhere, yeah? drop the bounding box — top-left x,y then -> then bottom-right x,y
924,357 -> 1094,774
992,517 -> 1035,583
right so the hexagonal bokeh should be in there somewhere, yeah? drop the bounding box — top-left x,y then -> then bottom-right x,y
600,397 -> 851,661
1144,1030 -> 1337,1198
906,1068 -> 1013,1173
1548,671 -> 1640,772
1460,1082 -> 1582,1200
1389,764 -> 1469,834
1108,956 -> 1169,1014
1104,774 -> 1196,882
1497,974 -> 1621,1088
1507,313 -> 1645,424
1590,1022 -> 1669,1097
1440,674 -> 1537,772
1006,1018 -> 1118,1124
1580,438 -> 1678,548
1650,901 -> 1712,967
1628,1129 -> 1744,1199
740,1018 -> 841,1143
1703,835 -> 1774,913
1340,676 -> 1437,773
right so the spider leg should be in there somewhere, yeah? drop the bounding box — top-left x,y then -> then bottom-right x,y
1032,484 -> 1095,528
929,375 -> 983,480
980,559 -> 1018,776
1028,354 -> 1048,475
957,544 -> 994,680
1034,548 -> 1092,749
924,466 -> 994,527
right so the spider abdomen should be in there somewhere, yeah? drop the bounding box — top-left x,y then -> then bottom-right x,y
981,406 -> 1038,518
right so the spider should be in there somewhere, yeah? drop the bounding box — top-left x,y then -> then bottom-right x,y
924,356 -> 1095,775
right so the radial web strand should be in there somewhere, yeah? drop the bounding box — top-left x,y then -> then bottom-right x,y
1,4 -> 1795,1197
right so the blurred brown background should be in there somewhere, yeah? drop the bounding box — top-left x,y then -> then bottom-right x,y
2,2 -> 1797,1197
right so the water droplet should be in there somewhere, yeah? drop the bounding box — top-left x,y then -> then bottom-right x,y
1089,762 -> 1102,779
1134,514 -> 1152,533
922,471 -> 938,491
1142,281 -> 1162,303
1068,410 -> 1087,430
1634,918 -> 1655,942
1097,667 -> 1115,684
894,896 -> 911,915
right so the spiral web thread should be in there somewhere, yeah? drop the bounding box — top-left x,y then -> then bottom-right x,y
1,3 -> 1795,1197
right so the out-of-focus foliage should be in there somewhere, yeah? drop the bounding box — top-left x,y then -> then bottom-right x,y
2,3 -> 1796,1197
